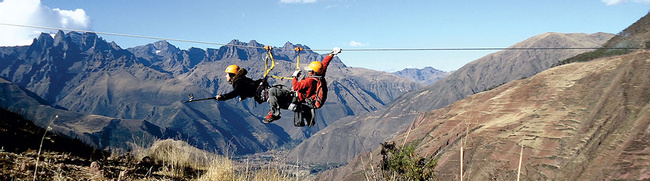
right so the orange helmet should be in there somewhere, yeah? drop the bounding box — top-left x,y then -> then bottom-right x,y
225,65 -> 239,74
305,61 -> 323,74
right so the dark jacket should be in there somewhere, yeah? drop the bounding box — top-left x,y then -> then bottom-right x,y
218,68 -> 257,101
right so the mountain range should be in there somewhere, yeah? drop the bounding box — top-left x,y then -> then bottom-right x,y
0,31 -> 420,155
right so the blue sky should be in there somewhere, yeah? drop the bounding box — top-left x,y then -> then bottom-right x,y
1,0 -> 650,72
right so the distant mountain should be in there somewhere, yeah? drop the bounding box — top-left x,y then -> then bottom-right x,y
324,50 -> 650,180
0,31 -> 420,155
287,32 -> 614,165
392,66 -> 450,85
0,77 -> 180,150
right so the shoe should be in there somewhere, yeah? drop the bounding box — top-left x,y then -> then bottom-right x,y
263,111 -> 281,123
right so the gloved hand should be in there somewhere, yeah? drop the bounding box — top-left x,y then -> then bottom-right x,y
292,70 -> 301,77
331,47 -> 342,55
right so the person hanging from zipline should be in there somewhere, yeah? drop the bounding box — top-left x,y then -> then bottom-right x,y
263,47 -> 342,123
215,64 -> 260,102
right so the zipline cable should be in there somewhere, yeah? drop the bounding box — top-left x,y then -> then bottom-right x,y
1,23 -> 647,52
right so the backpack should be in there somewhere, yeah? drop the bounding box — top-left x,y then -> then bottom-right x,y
305,76 -> 327,109
253,78 -> 270,104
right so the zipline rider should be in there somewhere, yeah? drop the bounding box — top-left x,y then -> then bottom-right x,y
263,47 -> 342,123
215,65 -> 259,101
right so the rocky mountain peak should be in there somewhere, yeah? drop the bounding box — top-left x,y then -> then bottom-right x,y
29,33 -> 54,50
282,41 -> 294,50
152,40 -> 180,54
53,30 -> 66,46
280,41 -> 311,52
247,40 -> 261,47
227,39 -> 247,46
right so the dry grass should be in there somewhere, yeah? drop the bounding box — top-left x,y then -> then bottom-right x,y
2,137 -> 298,180
131,139 -> 296,181
130,139 -> 233,180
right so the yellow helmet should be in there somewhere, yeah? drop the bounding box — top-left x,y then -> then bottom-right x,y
305,61 -> 323,74
225,64 -> 239,74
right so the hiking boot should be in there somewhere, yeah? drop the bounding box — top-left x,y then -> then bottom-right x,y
262,111 -> 280,123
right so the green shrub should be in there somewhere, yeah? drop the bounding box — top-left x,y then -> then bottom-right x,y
379,142 -> 438,180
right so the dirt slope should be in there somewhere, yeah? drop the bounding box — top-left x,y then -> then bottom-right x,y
325,51 -> 650,180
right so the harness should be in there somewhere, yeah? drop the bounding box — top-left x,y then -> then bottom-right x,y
259,46 -> 323,127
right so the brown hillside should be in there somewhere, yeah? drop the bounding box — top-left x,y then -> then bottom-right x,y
328,51 -> 650,180
289,32 -> 613,166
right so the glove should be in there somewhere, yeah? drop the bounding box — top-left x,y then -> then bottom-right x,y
292,70 -> 301,77
331,47 -> 342,55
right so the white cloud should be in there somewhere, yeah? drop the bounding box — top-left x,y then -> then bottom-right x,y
0,0 -> 91,47
280,0 -> 317,4
348,41 -> 369,47
602,0 -> 650,5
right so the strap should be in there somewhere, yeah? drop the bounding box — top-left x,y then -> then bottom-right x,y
264,46 -> 304,80
271,75 -> 293,80
263,46 -> 275,78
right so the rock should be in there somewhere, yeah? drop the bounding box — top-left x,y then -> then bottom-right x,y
118,170 -> 131,180
56,163 -> 67,171
17,161 -> 27,171
89,161 -> 102,175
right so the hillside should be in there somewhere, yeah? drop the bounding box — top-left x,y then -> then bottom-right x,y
0,107 -> 108,158
0,77 -> 180,149
326,50 -> 650,180
287,32 -> 613,165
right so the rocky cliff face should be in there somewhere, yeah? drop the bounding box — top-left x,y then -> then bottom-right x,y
327,51 -> 650,180
0,32 -> 420,154
287,32 -> 614,165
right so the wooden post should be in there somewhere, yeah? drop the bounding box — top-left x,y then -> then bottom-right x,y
517,143 -> 523,181
460,146 -> 463,181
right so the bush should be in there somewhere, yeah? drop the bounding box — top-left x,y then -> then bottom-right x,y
379,142 -> 438,180
553,48 -> 632,67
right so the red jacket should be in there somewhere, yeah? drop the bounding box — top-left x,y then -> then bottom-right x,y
292,54 -> 333,101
